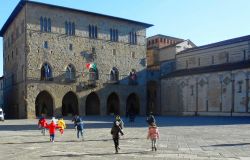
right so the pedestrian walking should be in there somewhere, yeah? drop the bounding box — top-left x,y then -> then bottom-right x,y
147,123 -> 159,151
38,115 -> 47,136
111,121 -> 124,154
45,117 -> 60,142
74,116 -> 84,141
57,117 -> 66,135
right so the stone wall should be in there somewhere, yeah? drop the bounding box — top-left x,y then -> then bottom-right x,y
176,41 -> 249,70
2,8 -> 27,118
22,2 -> 146,117
161,69 -> 250,116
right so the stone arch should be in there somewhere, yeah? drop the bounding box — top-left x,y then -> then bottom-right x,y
147,80 -> 157,114
86,92 -> 100,115
35,90 -> 54,117
126,93 -> 140,115
107,92 -> 120,115
62,91 -> 79,116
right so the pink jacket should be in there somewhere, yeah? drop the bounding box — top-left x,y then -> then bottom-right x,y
147,126 -> 159,140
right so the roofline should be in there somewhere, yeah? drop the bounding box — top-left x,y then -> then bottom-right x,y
161,60 -> 250,79
159,40 -> 185,50
147,34 -> 184,41
0,0 -> 153,37
178,35 -> 250,55
158,39 -> 196,50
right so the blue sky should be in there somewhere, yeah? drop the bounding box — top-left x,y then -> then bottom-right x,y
0,0 -> 250,76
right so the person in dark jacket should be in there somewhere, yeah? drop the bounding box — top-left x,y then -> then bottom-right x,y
146,112 -> 156,125
111,121 -> 124,153
74,116 -> 84,141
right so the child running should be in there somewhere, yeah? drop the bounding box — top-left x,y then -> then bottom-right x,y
38,115 -> 47,136
111,121 -> 124,154
57,117 -> 66,135
147,123 -> 160,151
46,117 -> 60,142
74,116 -> 84,141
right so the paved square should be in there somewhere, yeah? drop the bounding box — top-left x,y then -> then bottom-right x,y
0,116 -> 250,160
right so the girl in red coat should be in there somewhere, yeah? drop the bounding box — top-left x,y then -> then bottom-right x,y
147,123 -> 160,151
46,118 -> 60,142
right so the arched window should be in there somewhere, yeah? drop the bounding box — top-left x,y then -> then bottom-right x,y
40,17 -> 43,32
89,68 -> 98,81
110,67 -> 119,81
65,21 -> 68,35
65,64 -> 76,81
48,18 -> 51,32
72,23 -> 75,35
68,22 -> 72,35
94,26 -> 97,38
44,17 -> 47,32
41,63 -> 52,81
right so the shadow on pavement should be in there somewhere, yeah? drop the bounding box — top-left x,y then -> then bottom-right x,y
41,150 -> 150,158
0,137 -> 143,145
204,143 -> 250,147
0,141 -> 49,144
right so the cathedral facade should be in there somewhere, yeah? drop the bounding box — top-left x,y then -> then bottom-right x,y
161,35 -> 250,116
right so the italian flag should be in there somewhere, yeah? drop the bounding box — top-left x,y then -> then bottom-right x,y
86,63 -> 97,70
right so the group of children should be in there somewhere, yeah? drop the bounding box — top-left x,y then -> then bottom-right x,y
38,115 -> 84,142
38,114 -> 160,153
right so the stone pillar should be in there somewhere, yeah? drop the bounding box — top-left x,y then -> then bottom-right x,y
195,77 -> 198,115
219,75 -> 223,112
246,73 -> 250,112
231,74 -> 235,116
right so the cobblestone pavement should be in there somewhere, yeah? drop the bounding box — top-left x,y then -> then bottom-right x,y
0,116 -> 250,160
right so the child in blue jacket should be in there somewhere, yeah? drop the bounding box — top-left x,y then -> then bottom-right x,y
75,116 -> 84,141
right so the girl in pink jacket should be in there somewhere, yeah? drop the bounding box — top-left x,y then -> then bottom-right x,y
147,123 -> 160,151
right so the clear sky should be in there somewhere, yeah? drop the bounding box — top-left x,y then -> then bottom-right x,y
0,0 -> 250,76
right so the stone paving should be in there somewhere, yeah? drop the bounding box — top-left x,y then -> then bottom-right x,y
0,116 -> 250,160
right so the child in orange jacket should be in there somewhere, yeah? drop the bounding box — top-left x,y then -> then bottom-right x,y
147,123 -> 160,151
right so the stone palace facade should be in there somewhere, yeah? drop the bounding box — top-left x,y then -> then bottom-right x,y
0,1 -> 152,118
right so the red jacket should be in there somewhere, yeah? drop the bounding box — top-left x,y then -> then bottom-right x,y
46,122 -> 59,134
38,118 -> 47,128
